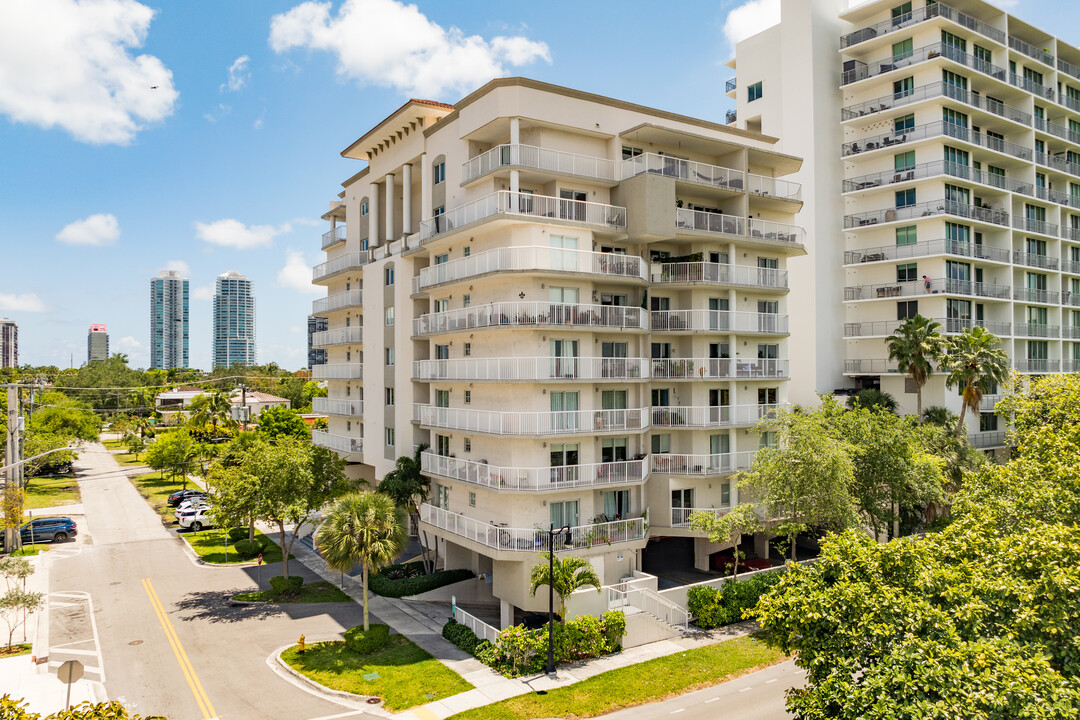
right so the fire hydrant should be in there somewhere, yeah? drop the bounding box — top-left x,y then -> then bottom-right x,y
298,635 -> 306,654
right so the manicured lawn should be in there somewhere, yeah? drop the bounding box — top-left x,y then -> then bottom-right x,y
281,636 -> 473,711
111,452 -> 149,468
182,528 -> 284,565
448,635 -> 787,720
0,643 -> 32,658
102,438 -> 124,450
23,474 -> 80,510
233,580 -> 349,603
129,471 -> 191,517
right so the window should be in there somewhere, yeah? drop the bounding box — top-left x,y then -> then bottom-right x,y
601,437 -> 628,463
1028,340 -> 1048,360
464,390 -> 471,404
894,151 -> 915,170
979,412 -> 999,432
435,434 -> 450,456
943,145 -> 968,167
941,30 -> 966,53
463,246 -> 470,257
469,491 -> 476,507
747,81 -> 763,102
897,300 -> 919,319
435,484 -> 449,510
894,113 -> 915,132
942,69 -> 968,94
433,205 -> 445,217
945,183 -> 969,205
973,44 -> 992,67
943,107 -> 968,130
384,266 -> 394,285
463,294 -> 470,307
385,307 -> 394,326
435,389 -> 450,408
435,253 -> 449,265
896,225 -> 917,245
891,2 -> 912,25
385,387 -> 394,406
464,438 -> 471,452
360,200 -> 369,216
897,262 -> 918,282
603,490 -> 630,519
651,434 -> 671,454
893,77 -> 914,98
621,146 -> 643,160
433,161 -> 445,185
895,188 -> 916,207
385,427 -> 395,447
549,501 -> 579,528
464,342 -> 471,356
721,482 -> 731,506
892,38 -> 913,61
385,347 -> 394,365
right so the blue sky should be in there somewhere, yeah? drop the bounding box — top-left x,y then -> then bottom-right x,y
0,0 -> 1070,370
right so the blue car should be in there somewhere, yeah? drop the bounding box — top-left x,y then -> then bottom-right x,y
21,517 -> 77,544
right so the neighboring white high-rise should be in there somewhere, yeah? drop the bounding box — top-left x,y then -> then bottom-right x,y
312,78 -> 806,625
87,323 -> 108,363
212,271 -> 256,368
151,270 -> 190,370
728,0 -> 1080,448
0,319 -> 17,368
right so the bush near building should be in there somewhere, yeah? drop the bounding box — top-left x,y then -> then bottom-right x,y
368,561 -> 474,598
687,570 -> 786,629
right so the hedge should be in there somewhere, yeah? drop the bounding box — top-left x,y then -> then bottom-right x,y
442,619 -> 481,655
269,575 -> 304,596
687,570 -> 786,629
344,623 -> 390,654
369,561 -> 475,598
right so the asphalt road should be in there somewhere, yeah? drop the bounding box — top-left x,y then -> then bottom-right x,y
47,443 -> 381,720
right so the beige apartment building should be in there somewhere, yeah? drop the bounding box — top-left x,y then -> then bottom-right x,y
729,0 -> 1080,449
312,78 -> 806,624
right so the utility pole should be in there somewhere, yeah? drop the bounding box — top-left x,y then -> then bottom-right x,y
4,385 -> 23,551
239,383 -> 248,431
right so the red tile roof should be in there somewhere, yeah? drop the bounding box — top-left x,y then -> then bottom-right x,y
410,98 -> 454,110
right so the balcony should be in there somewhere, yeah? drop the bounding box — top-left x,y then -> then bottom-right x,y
461,143 -> 617,185
651,262 -> 788,290
671,506 -> 730,527
842,82 -> 1032,127
1016,359 -> 1061,373
844,200 -> 1009,229
413,356 -> 647,383
420,452 -> 646,491
845,277 -> 1012,301
649,451 -> 756,476
843,159 -> 1034,196
1065,359 -> 1080,372
312,290 -> 362,314
312,430 -> 363,460
650,404 -> 785,429
1063,325 -> 1080,339
845,358 -> 903,374
844,238 -> 1011,265
413,301 -> 647,337
844,318 -> 1012,337
414,246 -> 646,293
311,326 -> 362,347
321,225 -> 346,249
1035,152 -> 1080,178
843,120 -> 1033,162
676,208 -> 806,248
1009,72 -> 1055,101
312,397 -> 360,416
1034,185 -> 1079,210
311,363 -> 364,380
1014,287 -> 1060,304
1013,217 -> 1059,237
1014,323 -> 1060,338
418,191 -> 626,243
1014,252 -> 1059,270
419,503 -> 647,553
1065,291 -> 1080,307
1064,260 -> 1080,275
841,42 -> 1007,86
725,77 -> 737,93
622,153 -> 802,202
980,394 -> 1002,411
313,251 -> 370,283
1035,117 -> 1080,146
651,357 -> 789,380
840,2 -> 1003,49
1060,58 -> 1080,82
650,310 -> 789,335
416,405 -> 649,436
1008,36 -> 1054,67
968,430 -> 1008,449
725,109 -> 737,124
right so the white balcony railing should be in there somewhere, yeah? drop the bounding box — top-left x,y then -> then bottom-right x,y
421,452 -> 647,491
621,153 -> 801,201
845,200 -> 1010,229
321,225 -> 346,249
312,290 -> 362,314
675,209 -> 807,247
651,404 -> 785,428
311,326 -> 363,347
650,310 -> 789,334
1016,359 -> 1061,373
842,82 -> 1031,127
311,363 -> 364,380
843,120 -> 1033,162
419,503 -> 647,553
844,318 -> 1012,337
313,251 -> 370,282
312,430 -> 363,456
671,506 -> 730,527
844,238 -> 1011,265
968,430 -> 1009,448
418,191 -> 626,242
413,301 -> 647,336
312,397 -> 360,416
1014,323 -> 1060,338
417,405 -> 649,435
840,1 -> 1003,49
461,143 -> 617,184
415,246 -> 646,292
649,452 -> 757,476
650,357 -> 789,380
650,262 -> 788,290
845,278 -> 1012,301
413,356 -> 648,382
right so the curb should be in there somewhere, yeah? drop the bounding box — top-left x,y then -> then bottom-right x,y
31,555 -> 49,665
271,645 -> 390,715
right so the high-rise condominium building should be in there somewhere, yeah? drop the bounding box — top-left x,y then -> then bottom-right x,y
308,315 -> 328,369
727,0 -> 1080,449
151,270 -> 190,370
87,323 -> 108,363
0,319 -> 17,368
212,271 -> 256,368
312,78 -> 806,625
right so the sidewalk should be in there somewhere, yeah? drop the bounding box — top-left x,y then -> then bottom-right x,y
287,533 -> 759,720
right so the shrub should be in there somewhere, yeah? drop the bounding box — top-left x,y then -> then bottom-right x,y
269,575 -> 304,595
688,570 -> 787,629
227,527 -> 247,542
344,623 -> 390,654
442,619 -> 481,655
475,611 -> 627,677
234,539 -> 261,558
368,562 -> 475,598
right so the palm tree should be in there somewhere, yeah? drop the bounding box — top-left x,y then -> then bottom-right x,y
529,552 -> 602,622
846,388 -> 898,414
377,444 -> 432,571
316,491 -> 406,631
939,326 -> 1010,438
886,315 -> 944,423
187,391 -> 237,434
921,405 -> 959,428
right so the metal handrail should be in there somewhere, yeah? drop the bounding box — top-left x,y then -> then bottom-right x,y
413,301 -> 647,336
843,237 -> 1011,265
415,246 -> 647,291
421,452 -> 647,491
840,2 -> 1003,48
842,81 -> 1032,126
461,143 -> 617,184
650,262 -> 788,289
418,191 -> 626,242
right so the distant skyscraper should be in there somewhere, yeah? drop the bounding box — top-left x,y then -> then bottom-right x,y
212,271 -> 256,368
0,319 -> 17,368
87,323 -> 109,363
151,270 -> 190,370
308,315 -> 328,369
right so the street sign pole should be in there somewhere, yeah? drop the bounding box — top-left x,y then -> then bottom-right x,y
57,659 -> 84,709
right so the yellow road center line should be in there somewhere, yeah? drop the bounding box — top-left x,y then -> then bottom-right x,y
141,578 -> 217,719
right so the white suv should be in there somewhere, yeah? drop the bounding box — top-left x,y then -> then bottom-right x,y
177,505 -> 212,532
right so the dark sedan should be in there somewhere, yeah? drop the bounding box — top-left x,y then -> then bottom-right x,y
167,489 -> 206,507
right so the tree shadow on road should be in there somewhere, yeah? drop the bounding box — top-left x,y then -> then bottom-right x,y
174,587 -> 369,626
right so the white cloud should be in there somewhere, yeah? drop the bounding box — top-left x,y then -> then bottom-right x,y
116,335 -> 148,367
56,213 -> 120,246
192,284 -> 215,301
269,0 -> 551,98
162,260 -> 189,275
117,335 -> 142,351
723,0 -> 780,48
277,250 -> 322,295
203,103 -> 231,123
253,116 -> 264,130
0,292 -> 47,312
194,218 -> 291,249
221,54 -> 251,92
0,0 -> 178,145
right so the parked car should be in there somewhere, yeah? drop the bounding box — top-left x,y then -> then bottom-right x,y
177,505 -> 212,532
176,497 -> 209,513
167,489 -> 206,507
20,517 -> 77,544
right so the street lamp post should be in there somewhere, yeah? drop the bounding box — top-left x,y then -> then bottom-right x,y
546,523 -> 571,677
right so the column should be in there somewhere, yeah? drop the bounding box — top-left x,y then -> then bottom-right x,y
385,173 -> 395,242
402,163 -> 412,235
509,117 -> 520,194
500,599 -> 514,630
420,152 -> 431,222
368,181 -> 380,246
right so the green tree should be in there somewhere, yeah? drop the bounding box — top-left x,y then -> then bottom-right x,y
939,326 -> 1010,438
145,429 -> 198,489
186,391 -> 237,434
0,588 -> 44,650
124,432 -> 146,460
920,405 -> 958,427
886,314 -> 944,422
377,443 -> 432,571
688,504 -> 761,578
316,491 -> 406,631
844,388 -> 898,414
205,433 -> 266,541
255,405 -> 310,442
528,553 -> 602,621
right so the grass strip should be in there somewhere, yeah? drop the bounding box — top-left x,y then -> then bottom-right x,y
233,580 -> 349,603
0,643 -> 33,658
448,634 -> 787,720
182,528 -> 284,565
281,636 -> 473,711
129,471 -> 191,517
23,474 -> 80,510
